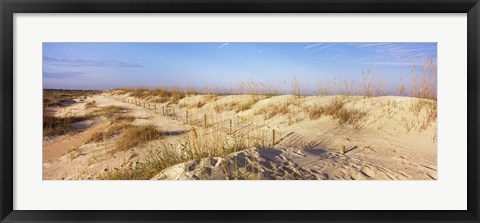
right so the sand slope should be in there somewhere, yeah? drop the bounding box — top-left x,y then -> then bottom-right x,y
43,91 -> 437,180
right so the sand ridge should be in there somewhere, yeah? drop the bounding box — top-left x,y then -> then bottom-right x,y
43,91 -> 437,180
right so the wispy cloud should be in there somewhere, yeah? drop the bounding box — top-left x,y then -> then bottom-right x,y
356,43 -> 436,66
359,61 -> 416,66
357,43 -> 392,48
303,43 -> 324,49
312,44 -> 336,52
218,43 -> 230,48
43,70 -> 88,79
43,56 -> 141,67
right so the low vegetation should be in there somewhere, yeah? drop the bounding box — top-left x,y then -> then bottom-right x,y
46,60 -> 439,180
84,101 -> 96,109
101,124 -> 269,180
115,125 -> 164,151
256,102 -> 291,120
43,89 -> 100,107
235,97 -> 260,112
43,112 -> 93,137
410,99 -> 437,131
307,97 -> 367,129
93,105 -> 125,117
44,103 -> 127,137
85,122 -> 130,144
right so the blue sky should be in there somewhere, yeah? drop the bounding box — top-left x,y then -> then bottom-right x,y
43,42 -> 437,94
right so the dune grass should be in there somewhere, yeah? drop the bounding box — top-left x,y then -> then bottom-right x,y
256,102 -> 291,120
115,125 -> 164,151
44,104 -> 128,137
43,89 -> 101,107
85,122 -> 132,144
307,97 -> 367,129
84,101 -> 97,109
97,61 -> 438,180
235,97 -> 260,112
43,113 -> 94,137
101,122 -> 269,180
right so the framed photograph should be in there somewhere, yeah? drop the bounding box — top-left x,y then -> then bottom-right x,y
1,0 -> 479,222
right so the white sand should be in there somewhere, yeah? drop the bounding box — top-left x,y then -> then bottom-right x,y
43,91 -> 437,180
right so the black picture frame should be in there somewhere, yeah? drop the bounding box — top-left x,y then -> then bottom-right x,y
1,0 -> 479,222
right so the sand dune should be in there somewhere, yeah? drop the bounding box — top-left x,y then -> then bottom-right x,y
43,90 -> 437,180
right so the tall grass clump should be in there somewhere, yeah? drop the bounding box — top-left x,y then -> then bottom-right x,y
104,124 -> 269,180
84,101 -> 96,109
408,60 -> 437,130
411,59 -> 437,100
235,97 -> 260,112
43,111 -> 93,137
115,125 -> 164,151
85,116 -> 135,144
307,97 -> 366,129
256,102 -> 291,119
93,105 -> 125,118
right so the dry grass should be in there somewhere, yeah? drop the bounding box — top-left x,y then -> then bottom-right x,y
102,123 -> 269,180
214,101 -> 238,113
43,89 -> 100,107
112,115 -> 135,123
235,97 -> 260,112
308,97 -> 345,119
85,115 -> 135,143
111,60 -> 436,100
43,90 -> 100,136
84,101 -> 96,109
411,59 -> 437,100
410,99 -> 437,130
114,86 -> 189,104
115,125 -> 164,151
43,112 -> 93,137
256,102 -> 291,120
307,97 -> 367,129
85,124 -> 128,144
93,105 -> 125,118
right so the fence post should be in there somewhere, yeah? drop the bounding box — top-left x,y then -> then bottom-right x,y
340,145 -> 345,154
185,110 -> 189,124
163,106 -> 165,116
172,107 -> 175,116
272,129 -> 275,146
204,114 -> 207,128
229,119 -> 232,134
